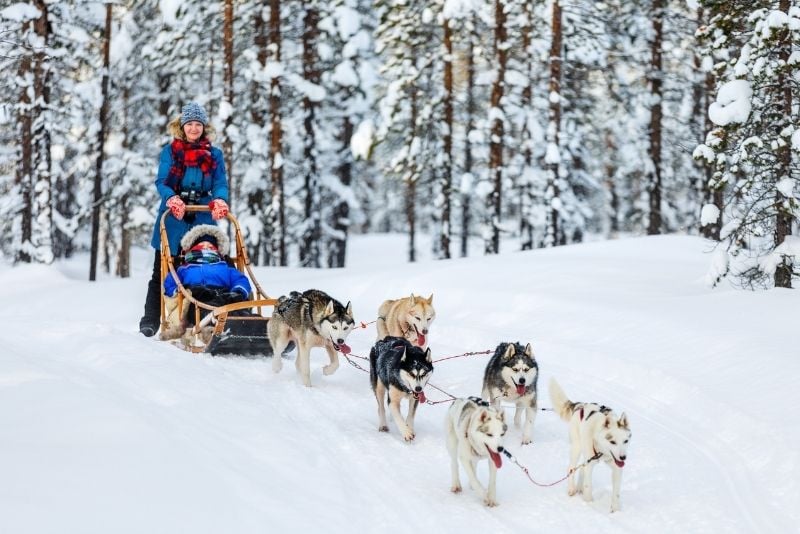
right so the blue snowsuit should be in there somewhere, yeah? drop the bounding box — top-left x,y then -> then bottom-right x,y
164,261 -> 251,299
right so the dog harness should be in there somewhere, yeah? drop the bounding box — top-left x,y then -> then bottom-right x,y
577,403 -> 611,421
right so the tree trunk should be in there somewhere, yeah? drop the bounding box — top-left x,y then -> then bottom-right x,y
545,0 -> 562,247
702,66 -> 723,241
698,7 -> 721,240
247,4 -> 268,265
116,87 -> 131,278
328,117 -> 353,268
520,0 -> 534,251
90,3 -> 112,281
605,132 -> 620,234
222,0 -> 235,210
158,74 -> 171,127
647,0 -> 664,235
407,89 -> 418,263
486,0 -> 507,255
15,18 -> 34,264
440,16 -> 454,260
268,0 -> 286,266
32,0 -> 52,263
300,2 -> 321,268
774,0 -> 793,288
461,16 -> 476,258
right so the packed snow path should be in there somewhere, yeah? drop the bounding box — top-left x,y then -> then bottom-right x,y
1,235 -> 797,533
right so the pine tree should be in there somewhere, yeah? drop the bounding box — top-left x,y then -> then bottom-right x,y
697,1 -> 799,288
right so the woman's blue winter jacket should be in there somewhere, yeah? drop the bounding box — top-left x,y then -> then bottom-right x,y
150,143 -> 229,253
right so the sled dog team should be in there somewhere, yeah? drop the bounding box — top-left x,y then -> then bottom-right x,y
268,288 -> 632,512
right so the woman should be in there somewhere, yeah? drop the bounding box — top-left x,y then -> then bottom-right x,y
139,102 -> 230,337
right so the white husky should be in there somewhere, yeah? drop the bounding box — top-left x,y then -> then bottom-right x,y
445,397 -> 507,507
549,378 -> 631,512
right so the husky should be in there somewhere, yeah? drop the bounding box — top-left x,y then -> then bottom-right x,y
159,291 -> 190,341
481,342 -> 539,445
549,378 -> 631,512
369,336 -> 433,441
376,293 -> 435,348
445,397 -> 507,507
269,289 -> 354,387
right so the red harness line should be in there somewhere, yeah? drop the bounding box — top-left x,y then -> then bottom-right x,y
432,349 -> 492,363
501,449 -> 603,488
341,351 -> 457,405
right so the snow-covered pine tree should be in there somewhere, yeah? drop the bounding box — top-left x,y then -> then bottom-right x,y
298,0 -> 325,268
267,0 -> 287,266
3,1 -> 52,264
321,0 -> 376,268
697,0 -> 799,288
374,0 -> 440,262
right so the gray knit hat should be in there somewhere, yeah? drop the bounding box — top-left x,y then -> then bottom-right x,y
180,102 -> 208,127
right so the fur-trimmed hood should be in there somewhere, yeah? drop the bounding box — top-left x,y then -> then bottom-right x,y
180,224 -> 230,256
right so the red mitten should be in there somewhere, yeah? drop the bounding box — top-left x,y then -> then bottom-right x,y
209,198 -> 229,220
166,195 -> 186,220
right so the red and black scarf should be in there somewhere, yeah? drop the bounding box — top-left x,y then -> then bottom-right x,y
165,138 -> 216,193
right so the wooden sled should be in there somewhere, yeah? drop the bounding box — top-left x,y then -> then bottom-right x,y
159,205 -> 277,356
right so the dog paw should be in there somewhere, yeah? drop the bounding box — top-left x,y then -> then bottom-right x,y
582,492 -> 593,503
568,487 -> 578,497
521,437 -> 532,446
484,497 -> 498,507
322,363 -> 339,375
378,426 -> 389,432
610,500 -> 620,513
403,430 -> 415,441
272,360 -> 283,373
451,485 -> 462,494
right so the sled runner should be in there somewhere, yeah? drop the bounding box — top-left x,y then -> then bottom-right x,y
159,205 -> 278,356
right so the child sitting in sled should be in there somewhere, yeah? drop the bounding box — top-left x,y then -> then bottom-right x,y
160,224 -> 251,340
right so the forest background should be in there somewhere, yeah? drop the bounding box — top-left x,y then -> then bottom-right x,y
1,0 -> 798,289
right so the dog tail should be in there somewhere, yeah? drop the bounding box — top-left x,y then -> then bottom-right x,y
549,378 -> 574,422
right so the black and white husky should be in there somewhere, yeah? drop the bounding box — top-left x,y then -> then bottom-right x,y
481,342 -> 539,444
549,378 -> 632,512
269,289 -> 354,387
369,336 -> 433,441
445,397 -> 507,507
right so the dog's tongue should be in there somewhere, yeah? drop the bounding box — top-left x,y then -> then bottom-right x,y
337,343 -> 351,354
515,384 -> 526,396
416,391 -> 426,404
417,333 -> 426,347
614,458 -> 625,468
487,448 -> 502,469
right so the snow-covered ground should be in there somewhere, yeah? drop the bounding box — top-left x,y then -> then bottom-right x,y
1,234 -> 797,534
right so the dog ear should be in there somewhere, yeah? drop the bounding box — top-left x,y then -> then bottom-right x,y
426,293 -> 433,304
345,301 -> 353,316
409,293 -> 416,305
400,347 -> 407,362
618,412 -> 629,429
604,414 -> 613,428
503,344 -> 516,360
325,300 -> 335,316
479,409 -> 488,423
524,343 -> 533,357
424,347 -> 432,363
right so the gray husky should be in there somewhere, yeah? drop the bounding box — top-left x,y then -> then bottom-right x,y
268,289 -> 354,387
481,342 -> 539,445
549,378 -> 631,512
370,336 -> 433,441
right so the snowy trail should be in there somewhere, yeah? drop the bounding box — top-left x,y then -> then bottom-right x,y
1,235 -> 798,533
